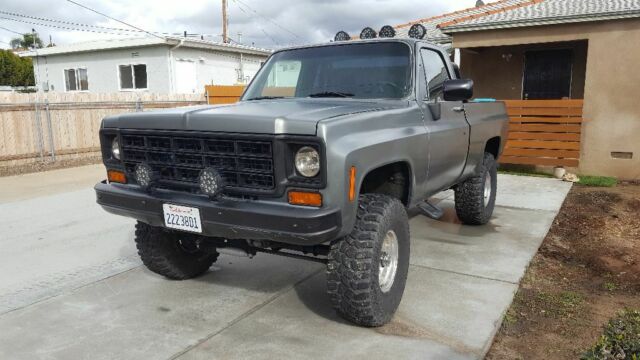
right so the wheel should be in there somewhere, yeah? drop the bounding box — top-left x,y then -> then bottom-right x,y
134,221 -> 218,280
327,194 -> 410,327
454,152 -> 497,225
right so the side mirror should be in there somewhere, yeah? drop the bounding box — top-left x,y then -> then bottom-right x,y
443,79 -> 473,102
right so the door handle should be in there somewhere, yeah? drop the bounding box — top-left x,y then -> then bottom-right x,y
452,106 -> 464,112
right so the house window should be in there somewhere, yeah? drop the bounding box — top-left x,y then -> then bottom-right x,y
119,64 -> 147,90
64,68 -> 88,91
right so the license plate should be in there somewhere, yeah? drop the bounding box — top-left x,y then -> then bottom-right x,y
162,204 -> 202,233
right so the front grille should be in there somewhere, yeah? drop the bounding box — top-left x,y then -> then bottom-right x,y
120,132 -> 275,193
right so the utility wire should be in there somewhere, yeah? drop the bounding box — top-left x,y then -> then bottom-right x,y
0,10 -> 139,33
0,25 -> 24,35
0,17 -> 137,36
65,0 -> 165,39
0,10 -> 219,38
232,0 -> 300,40
232,0 -> 280,46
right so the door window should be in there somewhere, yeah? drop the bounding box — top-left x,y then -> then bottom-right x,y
420,49 -> 451,101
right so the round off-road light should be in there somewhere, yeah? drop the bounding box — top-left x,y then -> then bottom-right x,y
334,31 -> 351,42
360,27 -> 377,39
134,163 -> 153,189
112,137 -> 121,160
199,167 -> 224,197
295,146 -> 320,178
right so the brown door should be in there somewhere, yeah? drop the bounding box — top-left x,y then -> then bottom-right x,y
523,49 -> 572,100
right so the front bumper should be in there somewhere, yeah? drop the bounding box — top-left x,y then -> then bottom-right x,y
94,181 -> 341,245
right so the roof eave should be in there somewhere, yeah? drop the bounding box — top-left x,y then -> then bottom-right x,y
442,10 -> 640,33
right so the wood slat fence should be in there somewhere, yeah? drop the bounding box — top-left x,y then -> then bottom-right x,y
0,93 -> 206,165
205,85 -> 246,105
501,99 -> 584,167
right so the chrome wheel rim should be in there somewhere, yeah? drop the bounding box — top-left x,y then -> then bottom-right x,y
379,230 -> 399,293
484,173 -> 492,207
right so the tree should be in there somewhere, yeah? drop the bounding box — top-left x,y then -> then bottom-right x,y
0,50 -> 35,87
10,32 -> 44,50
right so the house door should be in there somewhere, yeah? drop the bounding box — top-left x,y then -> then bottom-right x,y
175,60 -> 197,93
523,49 -> 572,99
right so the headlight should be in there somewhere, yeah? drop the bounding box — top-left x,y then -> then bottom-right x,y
111,137 -> 121,160
295,146 -> 320,177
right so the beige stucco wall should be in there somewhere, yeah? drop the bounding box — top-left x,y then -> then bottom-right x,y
452,18 -> 640,179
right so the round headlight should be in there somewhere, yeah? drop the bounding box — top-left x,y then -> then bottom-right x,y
295,146 -> 320,177
111,137 -> 121,160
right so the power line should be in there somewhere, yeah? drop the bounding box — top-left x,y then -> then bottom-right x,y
0,10 -> 142,33
232,0 -> 300,40
0,16 -> 137,36
232,0 -> 280,46
65,0 -> 165,39
0,25 -> 24,35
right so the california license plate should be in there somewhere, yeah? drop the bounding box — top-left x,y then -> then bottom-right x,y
162,204 -> 202,233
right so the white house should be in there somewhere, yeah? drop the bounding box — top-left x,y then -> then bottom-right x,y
20,37 -> 271,94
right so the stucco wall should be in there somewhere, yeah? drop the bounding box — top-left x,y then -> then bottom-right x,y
452,18 -> 640,179
33,46 -> 171,93
171,47 -> 265,92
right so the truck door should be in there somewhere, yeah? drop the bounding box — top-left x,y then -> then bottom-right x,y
418,47 -> 470,193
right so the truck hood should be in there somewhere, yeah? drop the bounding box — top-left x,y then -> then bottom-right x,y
102,99 -> 407,135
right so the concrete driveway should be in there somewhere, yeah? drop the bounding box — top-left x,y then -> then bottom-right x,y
0,165 -> 572,359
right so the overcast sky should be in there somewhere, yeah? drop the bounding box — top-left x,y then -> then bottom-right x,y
0,0 -> 496,50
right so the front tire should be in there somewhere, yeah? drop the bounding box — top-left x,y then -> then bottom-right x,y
327,194 -> 410,327
454,152 -> 497,225
134,222 -> 218,280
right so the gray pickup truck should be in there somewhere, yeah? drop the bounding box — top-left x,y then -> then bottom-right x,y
95,38 -> 508,327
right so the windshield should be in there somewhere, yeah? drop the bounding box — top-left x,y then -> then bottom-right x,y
243,42 -> 412,100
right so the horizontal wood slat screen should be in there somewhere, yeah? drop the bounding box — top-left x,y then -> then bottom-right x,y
502,99 -> 584,167
205,85 -> 246,104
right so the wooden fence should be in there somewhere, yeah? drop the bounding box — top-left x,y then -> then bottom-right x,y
501,99 -> 584,167
205,85 -> 246,105
0,93 -> 206,165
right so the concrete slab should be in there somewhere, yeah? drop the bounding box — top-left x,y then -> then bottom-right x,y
0,164 -> 105,203
0,257 -> 322,360
409,202 -> 557,283
179,266 -> 515,360
496,174 -> 572,211
0,188 -> 137,313
0,170 -> 571,360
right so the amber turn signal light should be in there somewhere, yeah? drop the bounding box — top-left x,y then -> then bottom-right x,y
348,166 -> 356,202
107,170 -> 127,184
288,191 -> 322,207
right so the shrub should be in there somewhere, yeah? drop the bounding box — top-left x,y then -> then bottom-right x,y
582,309 -> 640,360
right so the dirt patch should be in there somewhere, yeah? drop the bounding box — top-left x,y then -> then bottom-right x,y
0,156 -> 101,177
487,183 -> 640,360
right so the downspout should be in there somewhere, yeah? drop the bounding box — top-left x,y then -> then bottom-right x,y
168,38 -> 185,94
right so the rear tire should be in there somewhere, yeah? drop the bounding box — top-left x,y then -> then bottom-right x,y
327,194 -> 410,327
134,222 -> 218,280
454,152 -> 497,225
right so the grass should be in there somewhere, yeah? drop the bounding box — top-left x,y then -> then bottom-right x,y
582,309 -> 640,360
577,175 -> 618,187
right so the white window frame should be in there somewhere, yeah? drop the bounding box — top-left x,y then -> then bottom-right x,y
117,63 -> 148,91
63,67 -> 89,92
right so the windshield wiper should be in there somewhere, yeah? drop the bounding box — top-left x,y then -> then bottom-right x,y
245,96 -> 285,101
307,91 -> 354,98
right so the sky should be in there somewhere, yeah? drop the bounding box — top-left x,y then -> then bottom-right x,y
0,0 -> 497,50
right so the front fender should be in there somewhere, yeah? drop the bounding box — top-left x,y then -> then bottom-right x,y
317,104 -> 427,238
